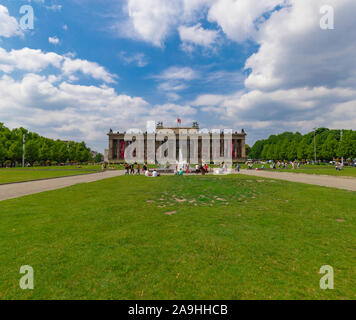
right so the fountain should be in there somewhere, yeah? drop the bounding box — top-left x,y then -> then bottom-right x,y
176,148 -> 187,171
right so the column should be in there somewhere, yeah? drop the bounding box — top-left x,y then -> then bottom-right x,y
241,139 -> 246,159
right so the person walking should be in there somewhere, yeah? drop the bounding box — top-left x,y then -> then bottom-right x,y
204,164 -> 208,173
236,163 -> 240,173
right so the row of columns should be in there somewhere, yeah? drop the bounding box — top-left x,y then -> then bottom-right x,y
109,138 -> 245,162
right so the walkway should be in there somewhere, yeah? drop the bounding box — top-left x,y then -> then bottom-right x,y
1,169 -> 355,202
240,169 -> 356,192
0,170 -> 125,201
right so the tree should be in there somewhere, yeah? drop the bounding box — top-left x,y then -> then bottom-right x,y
321,134 -> 338,160
287,140 -> 298,161
25,140 -> 39,164
338,131 -> 355,159
0,141 -> 6,163
0,124 -> 95,165
8,141 -> 22,164
249,128 -> 355,161
39,143 -> 50,162
94,153 -> 103,163
245,144 -> 251,157
58,144 -> 69,163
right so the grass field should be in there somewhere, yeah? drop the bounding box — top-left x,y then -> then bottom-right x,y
0,168 -> 101,184
242,164 -> 356,177
0,164 -> 161,184
0,174 -> 355,300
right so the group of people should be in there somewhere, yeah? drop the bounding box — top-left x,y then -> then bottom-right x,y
125,163 -> 142,175
124,163 -> 161,177
246,160 -> 302,170
174,164 -> 210,176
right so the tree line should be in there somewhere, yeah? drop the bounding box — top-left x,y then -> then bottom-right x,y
0,123 -> 94,166
249,128 -> 356,161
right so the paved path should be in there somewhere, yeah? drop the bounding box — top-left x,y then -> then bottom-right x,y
1,169 -> 355,202
240,169 -> 356,192
0,170 -> 125,201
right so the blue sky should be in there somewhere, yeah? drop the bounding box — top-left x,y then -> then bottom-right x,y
1,0 -> 355,152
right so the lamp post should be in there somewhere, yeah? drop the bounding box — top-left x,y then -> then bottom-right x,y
22,134 -> 26,168
67,141 -> 69,165
340,130 -> 343,166
313,128 -> 317,164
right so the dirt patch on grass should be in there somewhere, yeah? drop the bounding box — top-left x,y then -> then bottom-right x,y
164,211 -> 177,216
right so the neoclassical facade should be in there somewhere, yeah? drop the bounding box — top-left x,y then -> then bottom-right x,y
107,122 -> 247,164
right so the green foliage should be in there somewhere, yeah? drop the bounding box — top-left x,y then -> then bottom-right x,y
250,128 -> 356,160
0,123 -> 93,165
94,153 -> 104,163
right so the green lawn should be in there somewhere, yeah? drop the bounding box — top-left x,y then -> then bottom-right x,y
0,168 -> 100,184
0,175 -> 355,300
242,164 -> 356,177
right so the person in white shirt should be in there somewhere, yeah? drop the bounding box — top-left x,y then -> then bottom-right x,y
152,170 -> 158,177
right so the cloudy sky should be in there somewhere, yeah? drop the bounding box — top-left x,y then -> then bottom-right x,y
0,0 -> 355,152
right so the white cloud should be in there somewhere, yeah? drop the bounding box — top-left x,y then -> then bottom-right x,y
0,73 -> 148,147
191,0 -> 356,140
179,24 -> 218,47
158,82 -> 188,92
120,0 -> 215,47
208,0 -> 283,42
193,86 -> 356,137
154,66 -> 199,101
120,51 -> 148,67
0,47 -> 62,73
0,47 -> 117,84
48,36 -> 60,45
62,58 -> 117,83
245,0 -> 356,91
0,72 -> 198,151
45,5 -> 62,11
155,66 -> 199,81
125,0 -> 181,47
0,5 -> 23,38
120,0 -> 283,46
